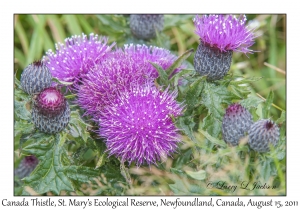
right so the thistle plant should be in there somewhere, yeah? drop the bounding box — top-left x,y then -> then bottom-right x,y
193,14 -> 256,80
14,14 -> 286,196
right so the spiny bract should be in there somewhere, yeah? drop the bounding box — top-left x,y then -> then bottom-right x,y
34,87 -> 66,118
222,103 -> 253,146
20,61 -> 52,95
99,84 -> 184,166
248,119 -> 280,152
32,87 -> 70,134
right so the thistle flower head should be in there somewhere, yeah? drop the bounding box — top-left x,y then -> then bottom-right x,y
15,155 -> 39,179
193,14 -> 256,53
34,87 -> 66,118
130,14 -> 164,40
222,103 -> 253,146
77,53 -> 149,119
99,84 -> 184,166
20,60 -> 52,95
77,44 -> 182,119
43,33 -> 115,84
248,119 -> 280,152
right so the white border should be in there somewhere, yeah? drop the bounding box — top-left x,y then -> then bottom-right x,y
2,0 -> 298,209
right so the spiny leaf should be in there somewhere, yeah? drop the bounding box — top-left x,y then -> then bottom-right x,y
14,121 -> 34,138
263,91 -> 274,119
201,82 -> 232,121
14,100 -> 31,121
22,140 -> 74,195
240,95 -> 264,109
150,62 -> 169,86
166,49 -> 194,76
201,114 -> 222,138
178,117 -> 196,143
65,166 -> 100,183
184,76 -> 205,113
276,111 -> 286,124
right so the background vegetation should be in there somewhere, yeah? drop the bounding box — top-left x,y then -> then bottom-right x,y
14,14 -> 286,195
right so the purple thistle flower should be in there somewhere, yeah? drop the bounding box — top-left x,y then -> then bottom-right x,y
77,44 -> 182,119
193,14 -> 256,53
43,33 -> 115,85
120,44 -> 183,78
193,14 -> 256,80
99,84 -> 184,166
15,155 -> 39,179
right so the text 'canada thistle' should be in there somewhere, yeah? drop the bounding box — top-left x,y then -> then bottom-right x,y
193,14 -> 256,80
99,84 -> 184,166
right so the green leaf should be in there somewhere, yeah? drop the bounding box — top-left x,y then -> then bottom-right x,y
170,69 -> 194,86
65,166 -> 100,183
184,76 -> 205,113
169,179 -> 203,195
14,120 -> 34,137
276,110 -> 286,124
169,179 -> 190,195
22,140 -> 74,195
96,152 -> 108,169
14,100 -> 31,121
52,77 -> 73,86
259,158 -> 272,181
179,117 -> 196,143
185,170 -> 206,181
170,168 -> 185,176
240,95 -> 264,109
201,82 -> 232,121
202,114 -> 222,138
68,110 -> 92,143
263,91 -> 274,119
198,129 -> 227,148
150,62 -> 169,86
165,49 -> 194,76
